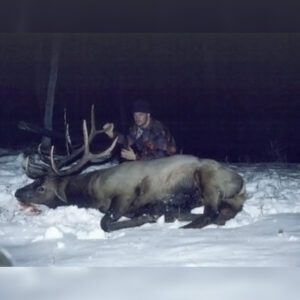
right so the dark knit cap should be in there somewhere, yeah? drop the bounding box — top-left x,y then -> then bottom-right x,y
132,100 -> 151,113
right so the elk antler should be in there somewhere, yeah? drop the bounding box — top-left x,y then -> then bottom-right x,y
23,105 -> 116,178
50,120 -> 118,176
51,105 -> 113,169
22,154 -> 53,179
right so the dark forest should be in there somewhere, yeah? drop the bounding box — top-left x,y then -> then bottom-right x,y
0,33 -> 299,162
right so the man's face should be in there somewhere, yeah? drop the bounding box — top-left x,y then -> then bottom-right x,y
133,112 -> 150,127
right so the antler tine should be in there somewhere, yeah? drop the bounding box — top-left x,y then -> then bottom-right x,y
64,108 -> 72,155
50,145 -> 60,175
51,119 -> 118,176
90,104 -> 106,136
88,104 -> 100,140
82,119 -> 92,159
90,104 -> 96,137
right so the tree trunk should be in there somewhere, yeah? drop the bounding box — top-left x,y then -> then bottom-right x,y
34,38 -> 47,120
41,35 -> 61,151
116,57 -> 128,145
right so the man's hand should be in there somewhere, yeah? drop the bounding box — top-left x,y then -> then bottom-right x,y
121,147 -> 137,160
102,123 -> 114,138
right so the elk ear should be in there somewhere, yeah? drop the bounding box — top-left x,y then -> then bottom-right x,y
54,187 -> 67,203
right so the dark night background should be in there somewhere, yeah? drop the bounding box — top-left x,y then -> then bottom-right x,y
0,33 -> 299,162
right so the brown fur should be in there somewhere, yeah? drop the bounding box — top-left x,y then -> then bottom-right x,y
15,155 -> 246,231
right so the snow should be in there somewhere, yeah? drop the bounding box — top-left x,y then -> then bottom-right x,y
0,268 -> 298,300
0,152 -> 300,267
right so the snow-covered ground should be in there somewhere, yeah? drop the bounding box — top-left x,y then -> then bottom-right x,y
0,152 -> 300,267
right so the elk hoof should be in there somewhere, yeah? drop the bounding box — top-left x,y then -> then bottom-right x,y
100,215 -> 113,232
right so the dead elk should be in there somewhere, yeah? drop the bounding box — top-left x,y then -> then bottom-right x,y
15,110 -> 246,232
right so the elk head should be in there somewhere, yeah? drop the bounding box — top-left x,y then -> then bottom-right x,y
15,105 -> 118,207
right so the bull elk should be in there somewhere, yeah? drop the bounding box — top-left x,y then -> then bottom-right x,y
15,106 -> 246,232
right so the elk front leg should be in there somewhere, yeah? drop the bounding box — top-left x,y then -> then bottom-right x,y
101,214 -> 158,232
100,195 -> 159,232
100,196 -> 129,232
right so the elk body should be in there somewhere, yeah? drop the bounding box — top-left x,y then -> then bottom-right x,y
14,107 -> 246,232
15,154 -> 246,231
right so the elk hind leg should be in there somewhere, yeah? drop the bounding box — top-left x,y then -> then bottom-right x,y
214,192 -> 246,225
182,188 -> 220,229
212,203 -> 240,226
100,195 -> 163,232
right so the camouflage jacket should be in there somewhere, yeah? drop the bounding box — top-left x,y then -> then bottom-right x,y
118,119 -> 177,160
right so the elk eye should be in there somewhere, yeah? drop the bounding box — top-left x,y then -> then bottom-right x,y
37,186 -> 45,192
